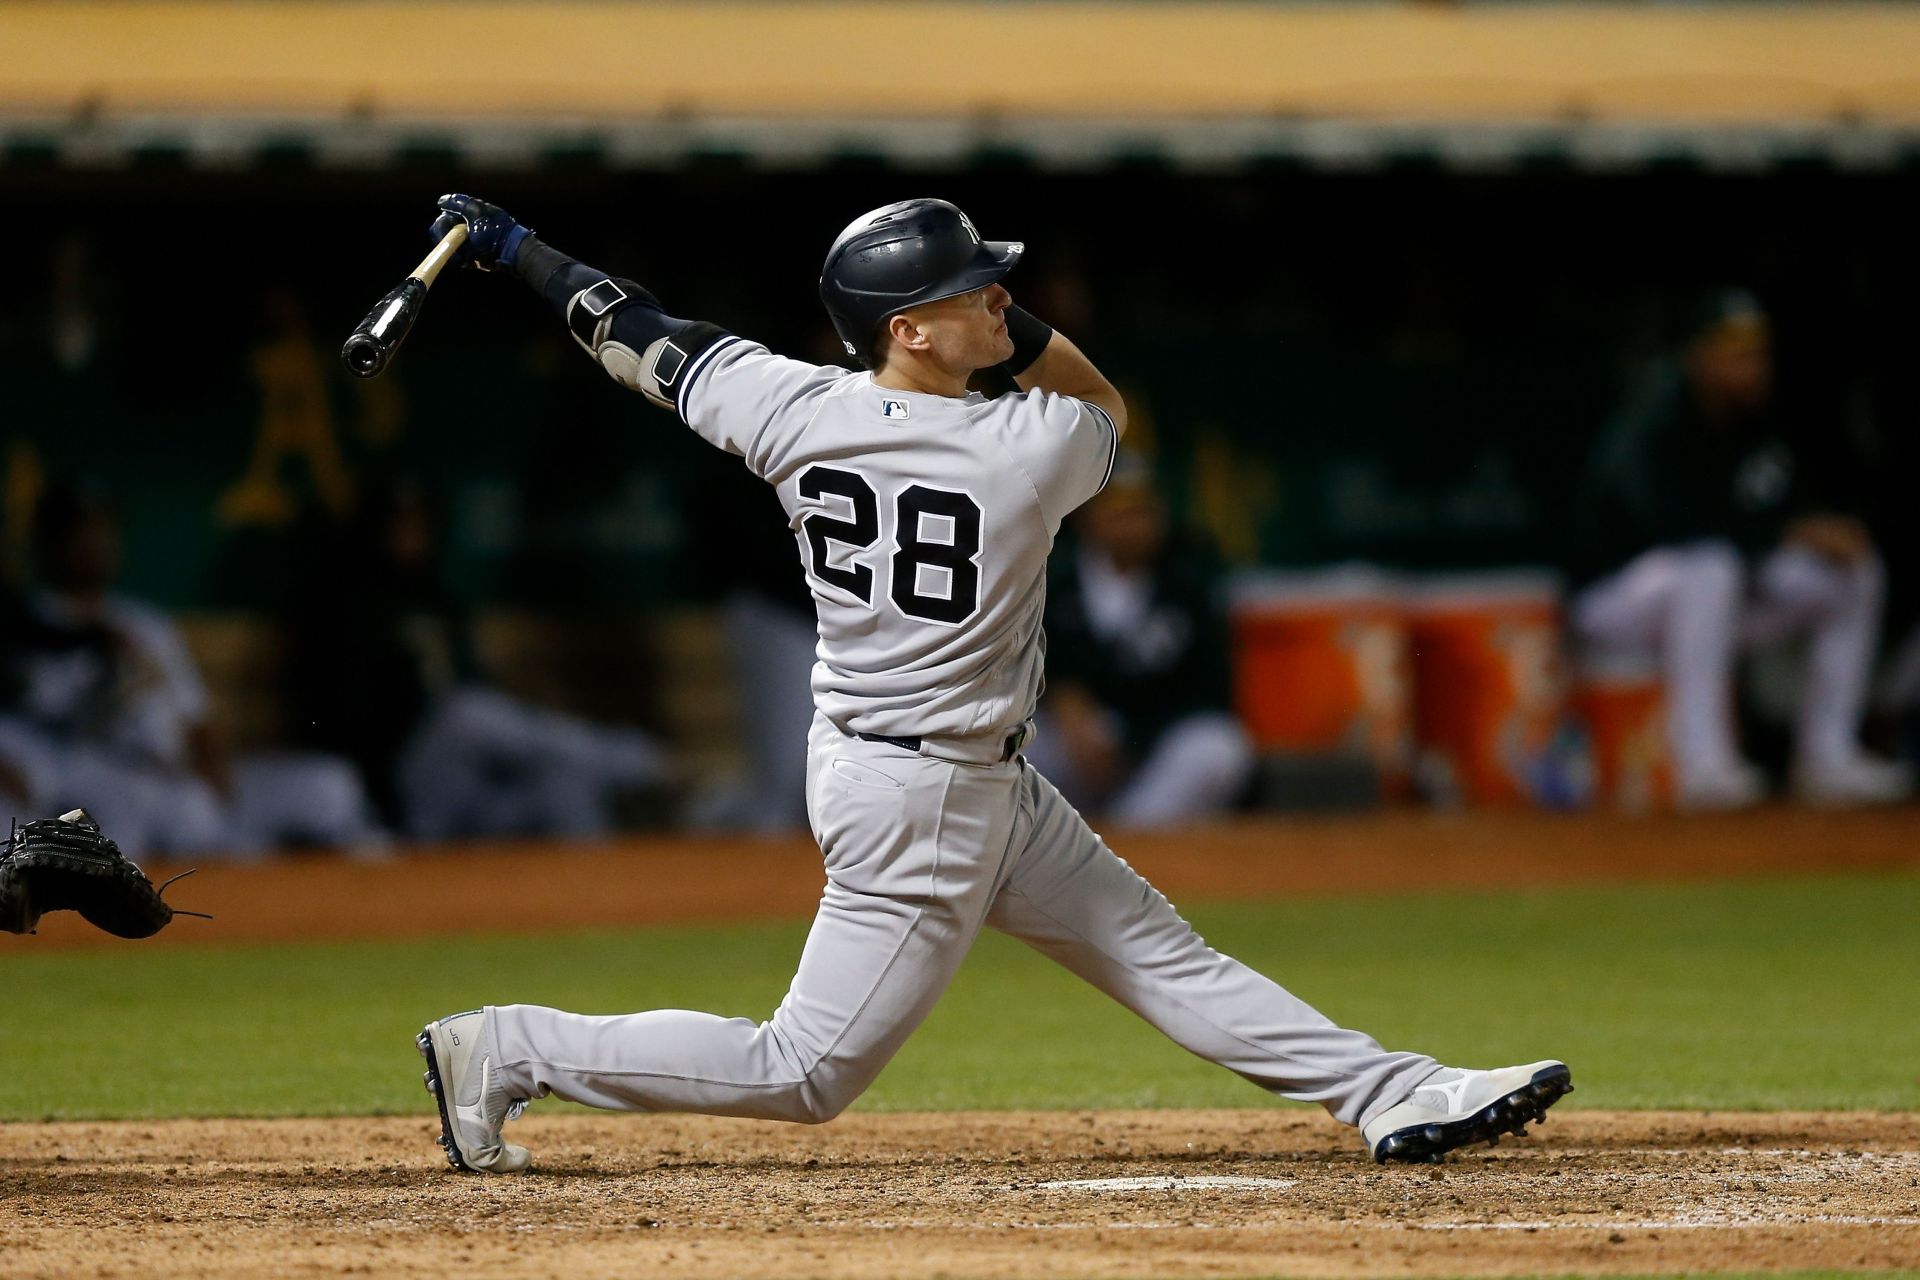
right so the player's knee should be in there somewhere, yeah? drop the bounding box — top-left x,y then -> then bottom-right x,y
791,1093 -> 849,1125
1674,541 -> 1743,598
1156,715 -> 1254,785
309,759 -> 369,824
1191,716 -> 1255,774
767,1049 -> 870,1124
769,1076 -> 855,1125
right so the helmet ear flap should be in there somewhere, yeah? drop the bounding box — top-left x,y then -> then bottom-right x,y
823,304 -> 875,365
856,315 -> 894,369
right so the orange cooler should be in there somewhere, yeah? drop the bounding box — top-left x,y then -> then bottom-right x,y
1571,657 -> 1672,812
1231,567 -> 1411,782
1406,573 -> 1564,807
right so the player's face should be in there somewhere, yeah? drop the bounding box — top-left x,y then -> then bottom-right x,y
1689,331 -> 1772,413
1081,485 -> 1166,570
50,512 -> 121,593
902,284 -> 1015,373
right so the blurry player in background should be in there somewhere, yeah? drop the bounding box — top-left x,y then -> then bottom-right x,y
0,480 -> 385,857
1026,452 -> 1254,825
1569,290 -> 1910,809
287,479 -> 670,841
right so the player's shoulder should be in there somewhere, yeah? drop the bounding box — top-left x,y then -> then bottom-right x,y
693,339 -> 864,414
968,385 -> 1096,432
715,340 -> 861,388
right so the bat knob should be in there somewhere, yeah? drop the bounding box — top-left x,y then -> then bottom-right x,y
340,333 -> 389,378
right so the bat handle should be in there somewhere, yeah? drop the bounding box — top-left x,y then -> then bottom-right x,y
411,222 -> 470,287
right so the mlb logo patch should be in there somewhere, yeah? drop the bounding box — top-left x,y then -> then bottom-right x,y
880,398 -> 911,420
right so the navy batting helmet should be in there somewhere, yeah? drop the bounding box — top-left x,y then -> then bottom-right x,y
819,198 -> 1023,364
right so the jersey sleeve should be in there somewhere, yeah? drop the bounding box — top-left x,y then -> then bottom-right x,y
996,389 -> 1120,529
677,339 -> 846,479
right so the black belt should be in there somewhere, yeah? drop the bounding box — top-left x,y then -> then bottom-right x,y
856,730 -> 1026,762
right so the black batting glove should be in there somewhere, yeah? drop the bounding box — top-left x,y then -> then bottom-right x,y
429,194 -> 531,272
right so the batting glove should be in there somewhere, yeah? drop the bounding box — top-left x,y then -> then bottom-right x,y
430,193 -> 531,271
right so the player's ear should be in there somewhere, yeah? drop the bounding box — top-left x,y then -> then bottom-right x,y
887,312 -> 931,355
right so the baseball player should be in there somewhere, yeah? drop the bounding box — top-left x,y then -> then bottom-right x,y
415,194 -> 1571,1173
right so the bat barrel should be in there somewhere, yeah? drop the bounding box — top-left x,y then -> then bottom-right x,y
339,277 -> 428,379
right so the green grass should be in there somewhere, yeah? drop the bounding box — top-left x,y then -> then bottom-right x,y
1,873 -> 1915,1120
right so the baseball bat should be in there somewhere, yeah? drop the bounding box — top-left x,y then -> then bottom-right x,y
339,222 -> 470,378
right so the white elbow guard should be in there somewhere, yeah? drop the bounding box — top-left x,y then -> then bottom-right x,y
566,278 -> 726,413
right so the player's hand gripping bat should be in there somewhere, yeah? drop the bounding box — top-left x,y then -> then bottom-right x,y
339,222 -> 469,378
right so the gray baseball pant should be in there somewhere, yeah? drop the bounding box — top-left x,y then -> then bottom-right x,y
488,714 -> 1437,1129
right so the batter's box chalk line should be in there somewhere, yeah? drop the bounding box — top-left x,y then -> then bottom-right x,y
1031,1176 -> 1299,1193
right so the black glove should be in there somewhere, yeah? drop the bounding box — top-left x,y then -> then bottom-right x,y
429,193 -> 532,272
0,809 -> 209,939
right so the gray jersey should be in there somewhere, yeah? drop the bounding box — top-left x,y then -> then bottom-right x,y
680,338 -> 1117,740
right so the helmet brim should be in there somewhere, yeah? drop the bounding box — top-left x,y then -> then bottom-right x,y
896,239 -> 1023,315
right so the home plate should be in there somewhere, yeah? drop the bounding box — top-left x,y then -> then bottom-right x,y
1036,1176 -> 1297,1192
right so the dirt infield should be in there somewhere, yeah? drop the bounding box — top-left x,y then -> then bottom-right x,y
9,805 -> 1918,951
6,810 -> 1915,1276
3,1110 -> 1916,1278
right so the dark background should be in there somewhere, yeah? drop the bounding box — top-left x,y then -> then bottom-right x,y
4,158 -> 1916,639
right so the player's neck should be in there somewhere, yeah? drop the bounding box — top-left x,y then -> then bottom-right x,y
870,357 -> 970,400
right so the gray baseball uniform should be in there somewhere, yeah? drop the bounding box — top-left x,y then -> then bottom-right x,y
486,334 -> 1440,1130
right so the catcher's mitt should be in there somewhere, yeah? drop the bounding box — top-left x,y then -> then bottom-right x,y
0,809 -> 209,939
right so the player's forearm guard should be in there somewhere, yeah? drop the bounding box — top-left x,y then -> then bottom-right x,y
512,235 -> 729,416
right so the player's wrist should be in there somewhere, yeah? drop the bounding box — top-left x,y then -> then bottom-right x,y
1002,306 -> 1054,377
510,234 -> 570,292
497,223 -> 531,268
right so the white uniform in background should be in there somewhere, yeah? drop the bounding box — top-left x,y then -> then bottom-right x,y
489,340 -> 1441,1127
395,685 -> 666,841
716,589 -> 819,831
1572,540 -> 1903,806
1023,544 -> 1257,826
7,592 -> 384,859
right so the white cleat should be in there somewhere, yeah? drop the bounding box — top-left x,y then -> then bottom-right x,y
1794,755 -> 1914,808
1675,762 -> 1768,812
417,1009 -> 532,1174
1362,1061 -> 1573,1164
